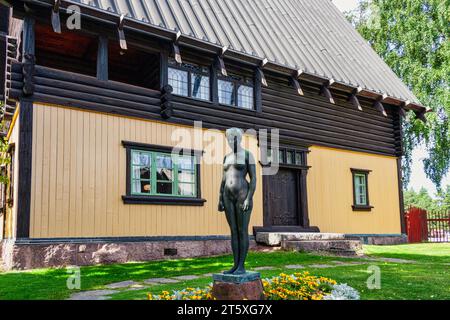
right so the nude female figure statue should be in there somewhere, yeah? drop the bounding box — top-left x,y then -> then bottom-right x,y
218,128 -> 257,275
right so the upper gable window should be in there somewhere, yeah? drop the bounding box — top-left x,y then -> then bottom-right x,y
218,73 -> 254,110
168,59 -> 210,101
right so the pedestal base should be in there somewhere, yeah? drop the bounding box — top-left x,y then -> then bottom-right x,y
212,272 -> 265,300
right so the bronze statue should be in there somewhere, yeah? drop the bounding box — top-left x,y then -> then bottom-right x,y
218,128 -> 257,275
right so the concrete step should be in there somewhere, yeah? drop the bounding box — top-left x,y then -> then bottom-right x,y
255,232 -> 346,246
281,240 -> 363,256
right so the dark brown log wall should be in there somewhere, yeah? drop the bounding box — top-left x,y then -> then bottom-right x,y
9,61 -> 399,156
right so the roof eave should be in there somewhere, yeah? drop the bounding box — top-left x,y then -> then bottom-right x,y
15,0 -> 427,113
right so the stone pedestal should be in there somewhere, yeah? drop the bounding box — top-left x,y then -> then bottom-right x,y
212,272 -> 265,300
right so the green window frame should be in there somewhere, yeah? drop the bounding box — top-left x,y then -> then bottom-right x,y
130,150 -> 197,198
122,141 -> 206,206
351,168 -> 373,211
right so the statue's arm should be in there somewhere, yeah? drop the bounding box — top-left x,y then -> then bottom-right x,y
243,151 -> 257,212
218,157 -> 226,212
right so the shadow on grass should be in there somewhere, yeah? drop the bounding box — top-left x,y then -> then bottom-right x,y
0,251 -> 356,300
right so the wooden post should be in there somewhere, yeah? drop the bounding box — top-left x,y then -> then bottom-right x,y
159,49 -> 168,90
210,64 -> 218,105
96,35 -> 108,81
16,15 -> 35,238
254,67 -> 263,113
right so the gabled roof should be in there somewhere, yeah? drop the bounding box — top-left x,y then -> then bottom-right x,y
68,0 -> 422,106
59,1 -> 422,108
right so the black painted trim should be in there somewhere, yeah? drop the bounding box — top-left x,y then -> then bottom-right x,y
159,49 -> 168,90
122,140 -> 203,156
96,35 -> 108,81
253,226 -> 320,234
122,195 -> 206,206
397,157 -> 406,233
16,99 -> 33,238
352,205 -> 374,212
351,168 -> 372,212
15,14 -> 35,239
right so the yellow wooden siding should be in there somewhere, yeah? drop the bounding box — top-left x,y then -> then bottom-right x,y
3,108 -> 20,239
30,103 -> 263,238
307,146 -> 401,234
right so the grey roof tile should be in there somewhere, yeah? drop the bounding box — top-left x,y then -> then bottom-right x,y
69,0 -> 421,104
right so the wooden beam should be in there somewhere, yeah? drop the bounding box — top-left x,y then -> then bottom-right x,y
256,67 -> 267,87
349,94 -> 362,111
415,110 -> 427,123
215,45 -> 228,76
398,102 -> 407,118
159,49 -> 168,90
117,14 -> 127,50
290,69 -> 304,95
22,15 -> 35,96
96,35 -> 108,81
22,15 -> 35,57
16,99 -> 33,238
51,0 -> 61,33
320,80 -> 335,104
171,30 -> 182,64
374,100 -> 387,117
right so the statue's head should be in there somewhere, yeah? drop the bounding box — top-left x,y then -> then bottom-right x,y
226,128 -> 243,151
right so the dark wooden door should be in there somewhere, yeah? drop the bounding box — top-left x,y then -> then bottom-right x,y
264,168 -> 301,226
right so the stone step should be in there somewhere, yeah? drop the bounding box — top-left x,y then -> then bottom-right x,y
255,232 -> 346,246
281,240 -> 363,256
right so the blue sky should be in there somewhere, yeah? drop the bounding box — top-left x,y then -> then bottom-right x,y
332,0 -> 449,196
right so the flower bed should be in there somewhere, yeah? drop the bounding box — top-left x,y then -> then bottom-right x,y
147,272 -> 359,300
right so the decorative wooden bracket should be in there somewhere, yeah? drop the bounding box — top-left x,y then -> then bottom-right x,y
349,87 -> 363,111
414,110 -> 427,123
257,58 -> 268,87
320,79 -> 335,104
290,69 -> 304,96
373,94 -> 388,117
215,45 -> 228,76
51,0 -> 61,33
22,53 -> 35,96
118,14 -> 127,50
172,30 -> 182,65
161,84 -> 173,119
399,100 -> 409,117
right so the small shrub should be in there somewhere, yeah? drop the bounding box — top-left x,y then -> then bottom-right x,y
323,283 -> 360,300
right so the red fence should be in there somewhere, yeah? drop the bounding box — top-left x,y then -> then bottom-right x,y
405,207 -> 450,243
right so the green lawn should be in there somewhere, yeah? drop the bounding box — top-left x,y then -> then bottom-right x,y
0,243 -> 448,300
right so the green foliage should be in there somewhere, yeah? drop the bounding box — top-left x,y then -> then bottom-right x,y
0,107 -> 10,185
346,0 -> 450,190
404,186 -> 450,214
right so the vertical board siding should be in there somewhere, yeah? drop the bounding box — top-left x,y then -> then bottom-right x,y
30,103 -> 263,238
307,146 -> 401,234
4,111 -> 20,238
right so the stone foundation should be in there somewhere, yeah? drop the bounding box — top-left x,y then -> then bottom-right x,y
345,234 -> 407,245
0,237 -> 259,270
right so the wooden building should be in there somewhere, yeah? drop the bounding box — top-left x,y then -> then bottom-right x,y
0,0 -> 427,269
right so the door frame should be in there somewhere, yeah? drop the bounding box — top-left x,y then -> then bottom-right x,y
261,166 -> 310,229
254,144 -> 319,234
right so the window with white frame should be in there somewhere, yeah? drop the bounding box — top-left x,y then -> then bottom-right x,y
351,169 -> 372,211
